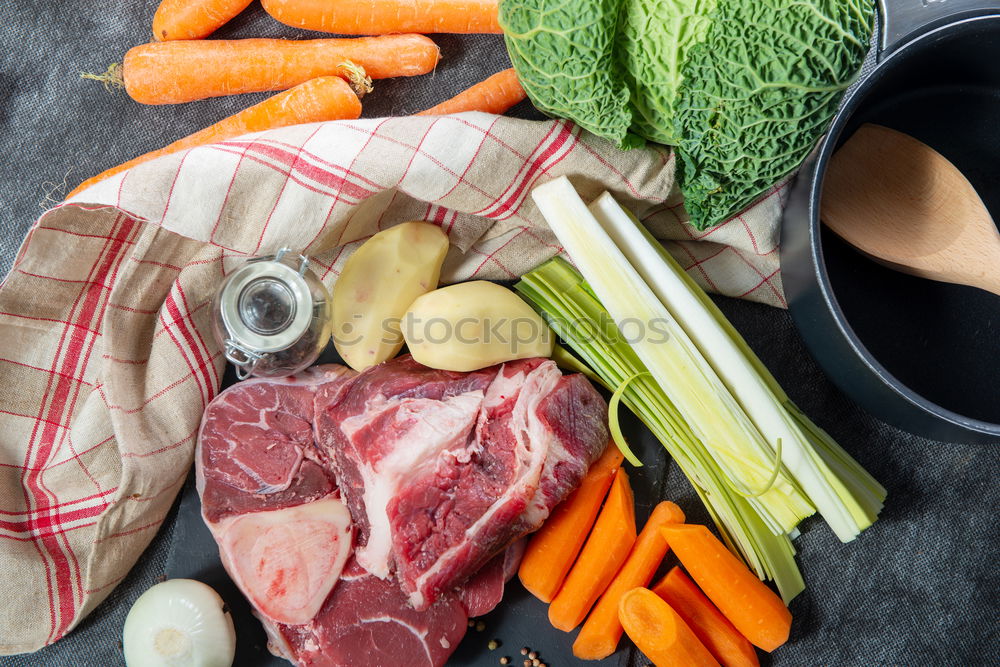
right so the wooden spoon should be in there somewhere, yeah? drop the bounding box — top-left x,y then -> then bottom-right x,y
821,123 -> 1000,296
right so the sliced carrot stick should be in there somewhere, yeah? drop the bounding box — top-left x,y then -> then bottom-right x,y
417,69 -> 526,116
653,567 -> 760,667
660,525 -> 791,652
548,468 -> 636,632
518,444 -> 624,603
121,36 -> 440,105
152,0 -> 254,40
619,587 -> 721,667
572,501 -> 686,660
68,76 -> 361,199
261,0 -> 502,35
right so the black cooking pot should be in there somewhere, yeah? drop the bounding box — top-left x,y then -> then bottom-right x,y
781,0 -> 1000,444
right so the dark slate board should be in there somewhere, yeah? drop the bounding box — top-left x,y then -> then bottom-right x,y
165,346 -> 671,667
3,1 -> 1000,665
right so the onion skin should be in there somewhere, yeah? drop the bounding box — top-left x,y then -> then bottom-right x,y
122,578 -> 236,667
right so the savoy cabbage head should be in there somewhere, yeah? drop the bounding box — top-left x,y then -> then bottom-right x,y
499,0 -> 875,230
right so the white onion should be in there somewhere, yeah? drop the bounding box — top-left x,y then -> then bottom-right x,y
122,578 -> 236,667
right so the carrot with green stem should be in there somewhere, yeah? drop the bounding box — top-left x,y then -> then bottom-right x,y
68,72 -> 366,199
262,0 -> 502,35
152,0 -> 254,40
548,467 -> 636,632
104,36 -> 438,105
653,567 -> 760,667
572,501 -> 686,660
619,587 -> 721,667
660,524 -> 791,652
418,68 -> 526,116
518,444 -> 624,603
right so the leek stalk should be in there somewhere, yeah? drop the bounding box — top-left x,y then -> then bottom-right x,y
517,261 -> 805,600
530,177 -> 814,536
586,192 -> 885,540
517,176 -> 886,601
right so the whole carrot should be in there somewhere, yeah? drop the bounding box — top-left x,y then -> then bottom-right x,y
418,68 -> 526,116
573,501 -> 686,660
120,36 -> 440,105
68,75 -> 363,199
660,524 -> 792,652
152,0 -> 254,40
653,567 -> 760,667
262,0 -> 502,34
519,444 -> 624,603
619,588 -> 721,667
548,468 -> 636,632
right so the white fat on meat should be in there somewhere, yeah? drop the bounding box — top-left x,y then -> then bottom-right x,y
339,391 -> 484,578
255,607 -> 297,662
406,362 -> 561,607
215,498 -> 353,626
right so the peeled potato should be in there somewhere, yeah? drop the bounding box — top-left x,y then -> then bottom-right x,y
333,221 -> 449,371
403,281 -> 554,372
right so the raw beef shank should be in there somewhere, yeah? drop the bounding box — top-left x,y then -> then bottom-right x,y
316,356 -> 609,609
196,356 -> 609,666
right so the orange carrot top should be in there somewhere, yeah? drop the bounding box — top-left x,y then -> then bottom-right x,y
261,0 -> 502,35
519,444 -> 624,603
653,567 -> 760,667
418,69 -> 526,117
68,75 -> 362,199
573,500 -> 686,660
660,524 -> 791,652
152,0 -> 254,40
120,36 -> 439,105
619,587 -> 721,667
548,467 -> 636,632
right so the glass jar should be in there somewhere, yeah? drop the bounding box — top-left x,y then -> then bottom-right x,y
211,248 -> 332,379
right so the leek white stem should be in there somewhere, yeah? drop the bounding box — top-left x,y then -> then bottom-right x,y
517,258 -> 805,600
586,192 -> 885,540
531,177 -> 813,535
519,176 -> 886,601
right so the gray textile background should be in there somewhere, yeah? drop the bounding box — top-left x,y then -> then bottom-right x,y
1,1 -> 997,665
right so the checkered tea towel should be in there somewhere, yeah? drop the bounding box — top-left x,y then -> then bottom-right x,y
0,113 -> 788,653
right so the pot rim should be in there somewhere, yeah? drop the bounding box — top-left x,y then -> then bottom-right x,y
807,13 -> 1000,439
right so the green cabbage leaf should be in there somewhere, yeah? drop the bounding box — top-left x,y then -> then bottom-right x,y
501,0 -> 636,145
499,0 -> 875,230
619,0 -> 715,146
674,0 -> 874,226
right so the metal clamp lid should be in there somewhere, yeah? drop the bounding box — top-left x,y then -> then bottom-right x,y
218,248 -> 315,379
223,341 -> 264,380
